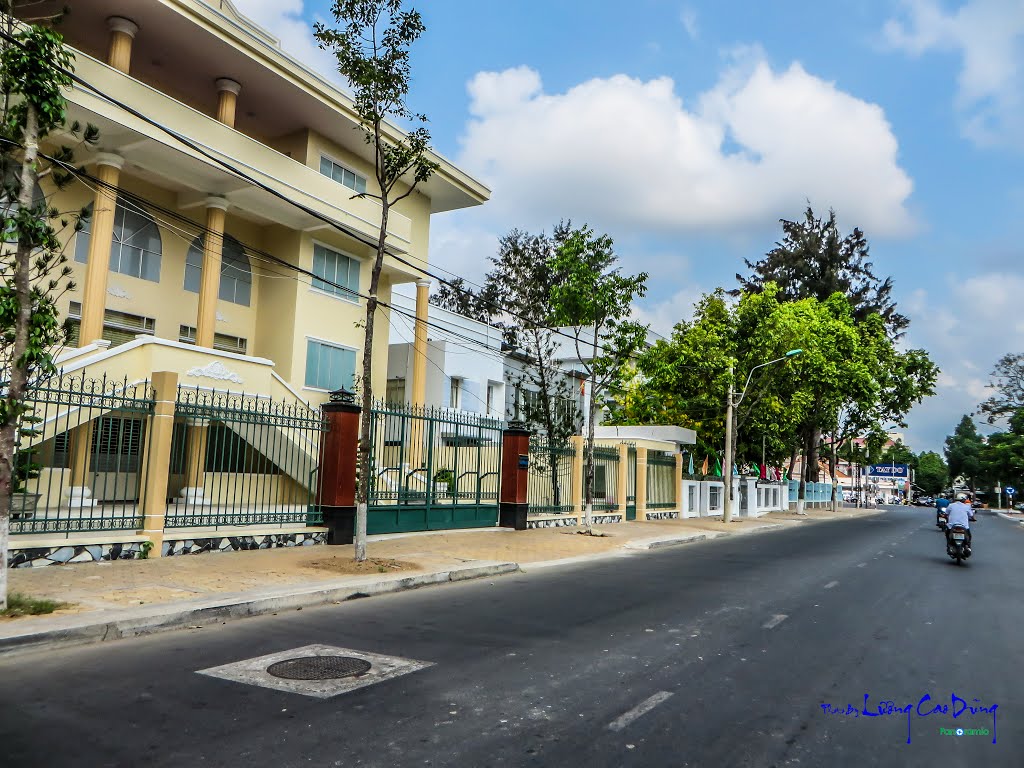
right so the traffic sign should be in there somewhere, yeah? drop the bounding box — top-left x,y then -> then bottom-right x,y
1007,486 -> 1016,496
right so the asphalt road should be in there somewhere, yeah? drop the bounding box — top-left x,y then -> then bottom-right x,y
1,507 -> 1021,767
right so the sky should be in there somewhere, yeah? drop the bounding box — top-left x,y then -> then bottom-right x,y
233,0 -> 1024,453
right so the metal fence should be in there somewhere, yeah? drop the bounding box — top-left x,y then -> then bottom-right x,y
646,451 -> 677,509
165,386 -> 325,529
528,441 -> 575,515
366,403 -> 503,533
590,446 -> 620,512
9,372 -> 154,535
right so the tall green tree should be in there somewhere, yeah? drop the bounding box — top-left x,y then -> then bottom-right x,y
945,415 -> 984,491
735,205 -> 907,335
0,9 -> 94,609
915,451 -> 949,496
549,226 -> 647,528
315,0 -> 438,562
978,352 -> 1024,423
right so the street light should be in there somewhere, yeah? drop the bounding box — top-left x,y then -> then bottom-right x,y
723,349 -> 803,523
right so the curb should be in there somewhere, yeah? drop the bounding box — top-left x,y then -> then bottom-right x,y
996,512 -> 1024,525
0,562 -> 520,658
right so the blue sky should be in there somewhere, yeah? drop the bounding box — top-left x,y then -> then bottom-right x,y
236,0 -> 1024,453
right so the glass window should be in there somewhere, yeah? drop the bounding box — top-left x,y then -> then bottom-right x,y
305,340 -> 356,391
311,243 -> 359,300
184,234 -> 252,306
318,155 -> 367,195
449,378 -> 462,410
74,198 -> 162,282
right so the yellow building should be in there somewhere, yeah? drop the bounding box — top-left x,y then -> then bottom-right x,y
7,1 -> 488,563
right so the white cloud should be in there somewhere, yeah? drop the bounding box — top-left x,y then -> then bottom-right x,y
458,55 -> 914,238
680,8 -> 699,40
427,213 -> 501,288
885,0 -> 1024,148
632,286 -> 705,336
232,0 -> 341,84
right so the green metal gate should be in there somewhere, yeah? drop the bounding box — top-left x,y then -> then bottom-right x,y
626,445 -> 637,520
366,403 -> 502,533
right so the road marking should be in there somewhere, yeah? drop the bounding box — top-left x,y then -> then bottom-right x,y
824,581 -> 839,589
607,692 -> 674,732
763,614 -> 788,629
857,562 -> 867,568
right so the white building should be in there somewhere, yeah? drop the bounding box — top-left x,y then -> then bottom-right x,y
387,287 -> 506,417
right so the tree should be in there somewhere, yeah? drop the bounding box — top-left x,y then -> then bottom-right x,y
978,352 -> 1024,423
978,409 -> 1024,499
548,226 -> 647,528
1,10 -> 94,609
945,415 -> 984,491
735,205 -> 908,336
315,0 -> 438,561
915,451 -> 948,496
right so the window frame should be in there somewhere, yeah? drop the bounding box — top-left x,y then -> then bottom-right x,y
303,336 -> 358,393
310,240 -> 361,302
318,153 -> 368,196
74,198 -> 163,282
183,233 -> 252,307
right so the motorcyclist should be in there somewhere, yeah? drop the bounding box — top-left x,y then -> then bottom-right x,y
935,494 -> 950,526
946,493 -> 973,551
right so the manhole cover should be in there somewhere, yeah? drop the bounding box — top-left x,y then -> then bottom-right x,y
266,655 -> 372,680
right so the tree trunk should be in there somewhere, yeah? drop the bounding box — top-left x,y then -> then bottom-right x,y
829,437 -> 840,513
0,104 -> 41,607
787,445 -> 798,511
354,195 -> 390,562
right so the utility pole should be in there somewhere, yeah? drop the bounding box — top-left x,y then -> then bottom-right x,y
723,361 -> 735,523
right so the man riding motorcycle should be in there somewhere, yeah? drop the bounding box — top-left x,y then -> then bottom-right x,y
945,493 -> 973,552
935,494 -> 950,528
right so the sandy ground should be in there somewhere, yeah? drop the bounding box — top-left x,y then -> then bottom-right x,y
4,507 -> 881,619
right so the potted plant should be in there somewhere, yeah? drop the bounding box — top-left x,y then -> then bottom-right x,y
433,468 -> 454,499
10,413 -> 44,520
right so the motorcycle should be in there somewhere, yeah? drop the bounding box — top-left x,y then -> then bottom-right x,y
937,510 -> 949,531
946,523 -> 972,565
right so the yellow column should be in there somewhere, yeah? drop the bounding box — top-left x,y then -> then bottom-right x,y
411,279 -> 430,407
106,17 -> 138,74
79,153 -> 123,346
675,453 -> 684,518
196,197 -> 228,348
407,279 -> 431,470
185,423 -> 209,488
138,372 -> 179,556
571,435 -> 584,524
215,78 -> 241,127
617,443 -> 629,520
636,446 -> 648,521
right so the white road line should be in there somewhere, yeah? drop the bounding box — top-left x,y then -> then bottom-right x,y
763,614 -> 788,629
857,562 -> 867,568
824,581 -> 839,589
607,692 -> 674,732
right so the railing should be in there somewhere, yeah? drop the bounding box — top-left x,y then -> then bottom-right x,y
9,372 -> 154,535
590,446 -> 620,512
366,403 -> 503,532
646,451 -> 677,509
166,386 -> 325,529
528,441 -> 576,514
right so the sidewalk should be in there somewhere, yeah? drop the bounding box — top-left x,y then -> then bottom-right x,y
1,506 -> 881,655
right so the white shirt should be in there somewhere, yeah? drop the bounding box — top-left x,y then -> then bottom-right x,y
946,501 -> 971,529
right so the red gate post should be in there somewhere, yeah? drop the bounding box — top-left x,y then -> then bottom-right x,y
499,420 -> 531,530
318,388 -> 360,544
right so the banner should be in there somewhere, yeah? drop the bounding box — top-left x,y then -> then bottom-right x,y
867,463 -> 910,479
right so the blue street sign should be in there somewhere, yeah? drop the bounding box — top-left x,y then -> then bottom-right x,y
1006,486 -> 1016,496
867,463 -> 910,479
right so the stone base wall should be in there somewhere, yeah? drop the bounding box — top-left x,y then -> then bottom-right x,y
590,513 -> 624,524
162,532 -> 326,557
644,510 -> 680,520
8,541 -> 149,568
527,516 -> 580,529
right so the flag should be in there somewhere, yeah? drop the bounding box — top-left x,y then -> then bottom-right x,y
688,454 -> 694,476
760,464 -> 767,480
733,463 -> 740,477
714,457 -> 723,477
701,456 -> 709,475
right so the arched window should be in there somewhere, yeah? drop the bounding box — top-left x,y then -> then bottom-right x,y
183,234 -> 251,306
74,197 -> 162,282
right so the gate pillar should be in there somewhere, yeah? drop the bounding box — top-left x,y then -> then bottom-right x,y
499,421 -> 531,530
318,389 -> 360,544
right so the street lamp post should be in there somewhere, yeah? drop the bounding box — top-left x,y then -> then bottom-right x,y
723,349 -> 803,523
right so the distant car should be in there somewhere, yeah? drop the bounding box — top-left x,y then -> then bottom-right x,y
1014,502 -> 1024,512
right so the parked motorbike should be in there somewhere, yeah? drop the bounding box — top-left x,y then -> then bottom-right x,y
937,510 -> 949,531
946,523 -> 972,565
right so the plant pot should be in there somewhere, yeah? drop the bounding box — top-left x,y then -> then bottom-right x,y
10,492 -> 41,519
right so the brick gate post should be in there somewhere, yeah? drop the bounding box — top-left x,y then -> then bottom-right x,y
499,421 -> 531,530
318,388 -> 360,545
